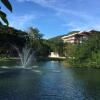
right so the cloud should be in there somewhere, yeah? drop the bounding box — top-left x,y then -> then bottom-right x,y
16,0 -> 100,32
16,0 -> 58,8
62,22 -> 84,31
9,14 -> 36,29
16,0 -> 36,1
16,1 -> 88,22
16,0 -> 94,20
62,21 -> 100,32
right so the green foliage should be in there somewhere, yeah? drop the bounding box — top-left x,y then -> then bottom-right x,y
0,26 -> 50,58
67,31 -> 100,67
1,0 -> 12,12
0,0 -> 12,25
49,36 -> 64,56
27,27 -> 50,57
0,10 -> 9,25
28,27 -> 43,40
0,25 -> 27,57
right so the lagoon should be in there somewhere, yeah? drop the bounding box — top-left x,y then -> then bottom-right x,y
0,61 -> 100,100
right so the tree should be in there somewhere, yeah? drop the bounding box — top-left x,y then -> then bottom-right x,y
28,27 -> 43,40
0,0 -> 12,26
49,37 -> 64,56
69,31 -> 100,67
27,27 -> 50,57
0,25 -> 27,57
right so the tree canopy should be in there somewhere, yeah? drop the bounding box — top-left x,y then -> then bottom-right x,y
66,31 -> 100,67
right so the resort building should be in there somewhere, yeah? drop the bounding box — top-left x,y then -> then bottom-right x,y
61,30 -> 95,44
49,52 -> 60,58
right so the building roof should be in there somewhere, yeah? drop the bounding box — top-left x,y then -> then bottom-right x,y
61,30 -> 96,39
62,32 -> 78,39
67,31 -> 79,35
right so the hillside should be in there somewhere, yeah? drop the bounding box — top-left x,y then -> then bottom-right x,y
48,31 -> 80,41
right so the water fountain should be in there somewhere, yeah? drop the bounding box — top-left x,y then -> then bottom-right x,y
12,45 -> 35,69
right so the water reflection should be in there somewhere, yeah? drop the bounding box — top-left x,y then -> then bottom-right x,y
0,61 -> 100,100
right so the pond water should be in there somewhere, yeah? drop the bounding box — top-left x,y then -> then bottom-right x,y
0,60 -> 100,100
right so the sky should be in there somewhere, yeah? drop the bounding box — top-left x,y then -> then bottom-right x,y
1,0 -> 100,38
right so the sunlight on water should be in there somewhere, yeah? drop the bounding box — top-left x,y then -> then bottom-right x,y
1,66 -> 9,69
32,66 -> 39,68
32,69 -> 41,73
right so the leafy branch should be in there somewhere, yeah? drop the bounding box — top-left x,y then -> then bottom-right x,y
0,0 -> 12,26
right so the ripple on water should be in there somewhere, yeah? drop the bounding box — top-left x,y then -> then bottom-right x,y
52,70 -> 61,73
32,66 -> 39,68
1,66 -> 9,69
32,69 -> 41,73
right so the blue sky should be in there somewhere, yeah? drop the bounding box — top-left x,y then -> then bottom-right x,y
1,0 -> 100,38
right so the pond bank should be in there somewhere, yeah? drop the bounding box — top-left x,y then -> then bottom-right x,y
1,57 -> 100,69
0,57 -> 66,61
0,57 -> 20,61
37,57 -> 66,61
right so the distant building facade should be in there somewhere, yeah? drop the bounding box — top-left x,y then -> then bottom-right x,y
61,30 -> 95,44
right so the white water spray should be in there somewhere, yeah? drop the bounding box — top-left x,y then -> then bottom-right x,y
12,45 -> 35,68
